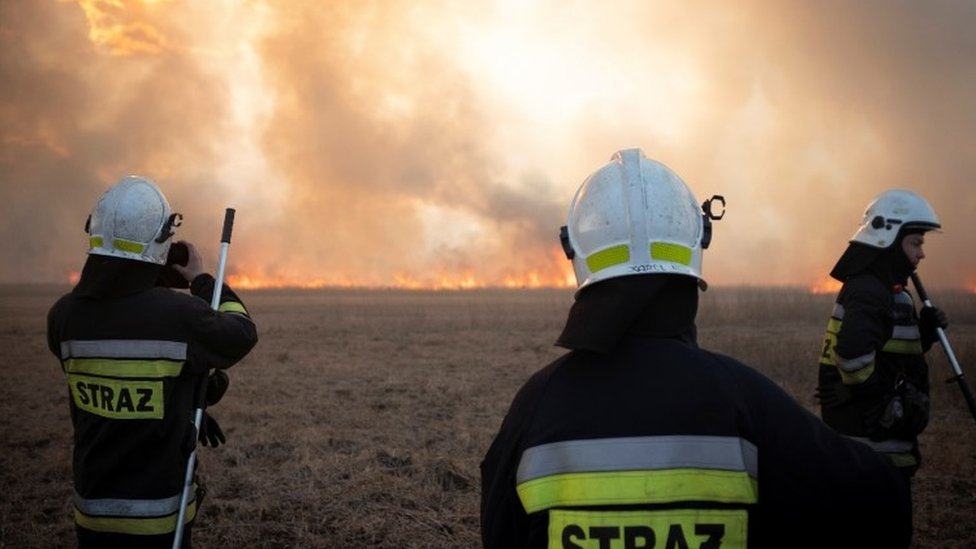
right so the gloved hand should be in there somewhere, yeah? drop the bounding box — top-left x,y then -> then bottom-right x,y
815,382 -> 852,409
198,413 -> 226,447
205,370 -> 230,406
920,306 -> 948,334
919,306 -> 948,349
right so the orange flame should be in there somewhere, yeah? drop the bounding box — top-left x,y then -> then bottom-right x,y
223,247 -> 577,290
224,268 -> 575,290
68,271 -> 81,285
809,277 -> 842,295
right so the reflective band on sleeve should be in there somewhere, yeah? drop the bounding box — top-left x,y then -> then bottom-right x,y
838,363 -> 875,384
549,509 -> 748,549
891,325 -> 921,340
882,323 -> 923,355
64,358 -> 183,378
826,317 -> 841,334
517,469 -> 758,514
218,301 -> 249,315
848,436 -> 915,453
835,351 -> 875,373
61,340 -> 187,361
586,245 -> 630,274
882,340 -> 924,355
516,436 -> 759,513
75,492 -> 196,535
650,242 -> 692,266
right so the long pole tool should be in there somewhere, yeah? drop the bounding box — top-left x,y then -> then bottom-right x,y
910,271 -> 976,426
173,208 -> 236,548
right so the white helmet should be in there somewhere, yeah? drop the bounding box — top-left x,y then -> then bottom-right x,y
850,189 -> 941,249
86,176 -> 181,265
559,148 -> 723,292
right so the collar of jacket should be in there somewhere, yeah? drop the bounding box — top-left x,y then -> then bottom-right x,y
73,255 -> 161,299
555,274 -> 699,354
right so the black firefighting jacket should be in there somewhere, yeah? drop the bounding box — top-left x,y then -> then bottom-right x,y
818,272 -> 931,471
481,333 -> 912,548
47,257 -> 258,538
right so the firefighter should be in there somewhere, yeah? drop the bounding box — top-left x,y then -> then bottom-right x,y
816,189 -> 947,481
480,149 -> 912,548
47,176 -> 258,549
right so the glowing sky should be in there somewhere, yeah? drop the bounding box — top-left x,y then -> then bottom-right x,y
2,0 -> 975,289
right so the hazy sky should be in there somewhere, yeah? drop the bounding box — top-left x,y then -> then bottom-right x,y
2,0 -> 975,290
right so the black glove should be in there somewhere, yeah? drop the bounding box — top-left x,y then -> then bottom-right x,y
198,413 -> 226,447
919,306 -> 948,337
919,306 -> 948,350
156,242 -> 190,289
815,382 -> 853,409
205,370 -> 230,406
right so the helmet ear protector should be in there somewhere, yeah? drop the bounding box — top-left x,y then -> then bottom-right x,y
156,213 -> 183,243
700,195 -> 725,250
559,194 -> 726,260
559,225 -> 575,260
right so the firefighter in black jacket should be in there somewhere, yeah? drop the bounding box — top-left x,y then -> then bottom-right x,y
47,176 -> 258,549
817,189 -> 947,480
480,149 -> 913,548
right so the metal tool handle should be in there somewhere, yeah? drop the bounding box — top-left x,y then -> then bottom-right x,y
910,272 -> 976,427
174,208 -> 235,548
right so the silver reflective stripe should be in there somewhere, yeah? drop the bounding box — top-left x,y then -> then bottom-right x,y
891,325 -> 920,340
848,436 -> 915,453
893,292 -> 914,307
831,303 -> 845,320
61,340 -> 187,361
516,435 -> 758,484
74,492 -> 188,517
836,350 -> 875,372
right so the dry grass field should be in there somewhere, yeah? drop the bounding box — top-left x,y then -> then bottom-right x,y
2,284 -> 974,548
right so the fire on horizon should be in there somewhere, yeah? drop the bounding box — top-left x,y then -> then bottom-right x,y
3,1 -> 976,292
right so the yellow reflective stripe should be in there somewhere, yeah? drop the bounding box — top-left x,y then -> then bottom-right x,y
820,317 -> 842,367
64,358 -> 183,378
113,239 -> 145,253
517,469 -> 758,514
882,339 -> 923,355
67,374 -> 164,419
549,509 -> 748,549
75,499 -> 196,535
90,236 -> 145,253
650,242 -> 692,266
586,245 -> 630,273
889,453 -> 919,468
826,317 -> 841,334
218,301 -> 248,315
839,363 -> 875,385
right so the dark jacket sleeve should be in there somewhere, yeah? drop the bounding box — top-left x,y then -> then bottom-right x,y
481,370 -> 550,549
181,274 -> 258,373
835,275 -> 891,366
731,358 -> 913,548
